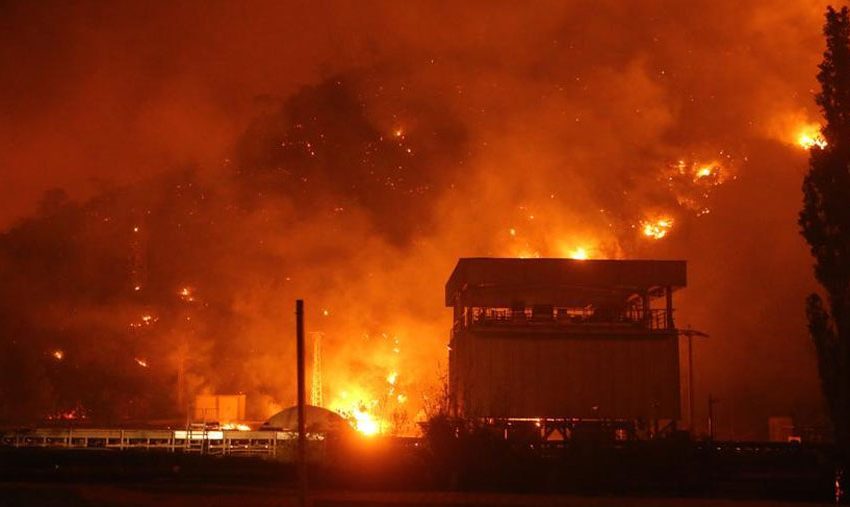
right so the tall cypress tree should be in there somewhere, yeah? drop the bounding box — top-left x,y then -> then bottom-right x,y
801,6 -> 850,452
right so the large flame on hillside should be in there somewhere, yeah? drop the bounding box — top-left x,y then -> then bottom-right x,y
797,123 -> 828,150
641,217 -> 675,240
2,0 -> 830,440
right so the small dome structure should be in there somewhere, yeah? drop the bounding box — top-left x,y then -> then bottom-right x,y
263,405 -> 349,433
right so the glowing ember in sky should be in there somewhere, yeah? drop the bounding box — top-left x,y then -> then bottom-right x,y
386,371 -> 398,385
52,349 -> 64,360
797,123 -> 827,150
131,314 -> 157,329
134,357 -> 148,368
641,217 -> 674,240
178,286 -> 195,302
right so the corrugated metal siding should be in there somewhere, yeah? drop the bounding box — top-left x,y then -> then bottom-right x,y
450,330 -> 680,419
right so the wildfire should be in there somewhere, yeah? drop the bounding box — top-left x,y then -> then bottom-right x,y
674,159 -> 723,183
641,217 -> 674,240
567,247 -> 589,260
178,286 -> 195,302
221,422 -> 252,431
516,249 -> 541,259
351,407 -> 379,436
665,157 -> 733,216
131,313 -> 158,328
47,404 -> 87,421
797,123 -> 827,150
386,371 -> 398,385
694,163 -> 718,180
329,384 -> 397,437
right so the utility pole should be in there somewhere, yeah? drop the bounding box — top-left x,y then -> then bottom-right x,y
688,333 -> 694,432
296,300 -> 307,507
679,327 -> 708,435
708,394 -> 719,441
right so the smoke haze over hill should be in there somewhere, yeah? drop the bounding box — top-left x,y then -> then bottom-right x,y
0,0 -> 831,438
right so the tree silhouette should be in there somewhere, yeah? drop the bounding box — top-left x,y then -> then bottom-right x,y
800,6 -> 850,452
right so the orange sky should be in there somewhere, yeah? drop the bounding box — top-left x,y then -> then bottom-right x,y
0,0 -> 834,438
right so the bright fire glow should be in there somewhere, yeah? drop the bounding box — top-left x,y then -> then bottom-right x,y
130,313 -> 158,329
179,287 -> 195,302
221,422 -> 251,431
567,247 -> 589,260
641,217 -> 674,239
694,164 -> 717,180
327,369 -> 411,437
52,349 -> 64,360
329,388 -> 383,436
134,357 -> 148,368
797,123 -> 827,150
352,408 -> 379,436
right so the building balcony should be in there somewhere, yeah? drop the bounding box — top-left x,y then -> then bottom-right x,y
454,307 -> 675,335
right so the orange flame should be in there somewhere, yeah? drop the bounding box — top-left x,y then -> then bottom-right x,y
797,123 -> 827,150
567,247 -> 589,260
641,217 -> 674,240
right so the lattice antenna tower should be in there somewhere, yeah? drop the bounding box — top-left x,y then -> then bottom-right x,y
311,332 -> 324,407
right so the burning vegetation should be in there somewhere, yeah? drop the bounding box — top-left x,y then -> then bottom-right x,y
0,1 -> 832,439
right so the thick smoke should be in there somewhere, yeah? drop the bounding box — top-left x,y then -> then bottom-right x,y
0,1 -> 831,437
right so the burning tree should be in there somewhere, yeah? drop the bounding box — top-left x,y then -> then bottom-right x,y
800,6 -> 850,452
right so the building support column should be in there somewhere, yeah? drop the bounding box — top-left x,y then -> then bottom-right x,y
665,285 -> 674,329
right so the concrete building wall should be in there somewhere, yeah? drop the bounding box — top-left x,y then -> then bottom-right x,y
450,330 -> 680,420
193,394 -> 247,422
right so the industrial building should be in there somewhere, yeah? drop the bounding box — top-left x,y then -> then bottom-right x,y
0,405 -> 348,461
446,258 -> 686,437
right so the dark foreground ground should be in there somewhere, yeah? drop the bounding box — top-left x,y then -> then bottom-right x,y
0,439 -> 837,507
0,484 -> 832,507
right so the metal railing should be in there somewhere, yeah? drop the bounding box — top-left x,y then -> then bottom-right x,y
463,307 -> 673,331
0,427 -> 312,459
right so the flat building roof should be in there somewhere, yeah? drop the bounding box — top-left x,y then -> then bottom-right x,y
445,257 -> 687,307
